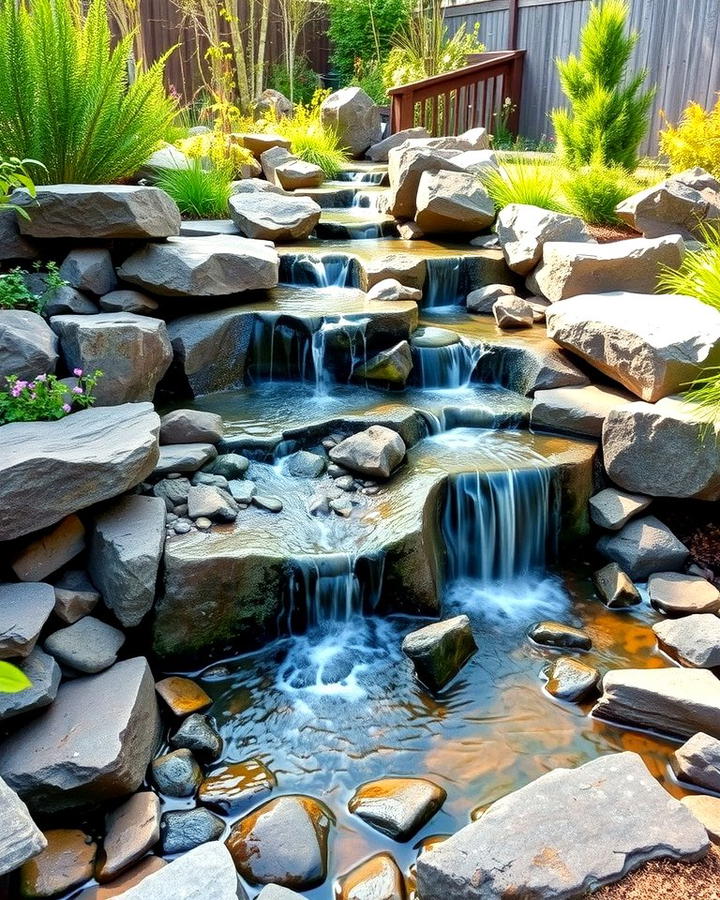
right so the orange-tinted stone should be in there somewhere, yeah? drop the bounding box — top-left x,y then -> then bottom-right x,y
338,852 -> 405,900
20,829 -> 96,898
154,676 -> 211,715
198,759 -> 276,811
75,856 -> 166,899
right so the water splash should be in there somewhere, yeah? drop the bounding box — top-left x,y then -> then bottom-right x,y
351,190 -> 381,211
310,316 -> 369,396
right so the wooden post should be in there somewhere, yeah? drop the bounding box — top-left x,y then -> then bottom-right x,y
508,0 -> 520,50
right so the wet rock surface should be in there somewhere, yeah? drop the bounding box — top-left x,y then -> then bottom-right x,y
415,752 -> 709,899
198,759 -> 276,811
19,828 -> 97,898
0,776 -> 46,876
337,853 -> 404,900
543,655 -> 601,701
402,614 -> 477,690
529,620 -> 592,650
155,676 -> 212,716
348,777 -> 446,841
159,808 -> 225,854
329,426 -> 406,479
593,562 -> 641,609
653,614 -> 720,668
117,842 -> 239,899
151,749 -> 203,798
170,713 -> 223,760
673,732 -> 720,792
97,791 -> 161,882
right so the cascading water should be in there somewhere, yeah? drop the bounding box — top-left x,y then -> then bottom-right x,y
311,316 -> 369,396
280,253 -> 356,288
336,171 -> 385,184
442,465 -> 559,583
248,316 -> 313,382
413,340 -> 485,388
351,190 -> 381,211
423,257 -> 464,308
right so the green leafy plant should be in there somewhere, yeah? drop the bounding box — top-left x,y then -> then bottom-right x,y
0,369 -> 102,425
271,91 -> 349,177
660,99 -> 720,179
328,0 -> 412,84
0,0 -> 177,183
0,157 -> 43,218
481,162 -> 568,212
658,226 -> 720,310
563,163 -> 640,225
0,263 -> 68,313
267,58 -> 319,106
552,0 -> 654,170
350,59 -> 388,106
0,662 -> 31,693
154,160 -> 233,219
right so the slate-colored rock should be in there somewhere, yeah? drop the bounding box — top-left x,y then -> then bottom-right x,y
152,749 -> 203,798
187,484 -> 239,522
603,397 -> 720,500
354,341 -> 413,385
261,147 -> 324,191
597,515 -> 689,580
531,384 -> 633,438
593,562 -> 641,608
20,828 -> 97,898
367,127 -> 430,162
229,194 -> 321,242
88,494 -> 166,628
0,583 -> 56,659
0,309 -> 58,381
99,290 -> 159,315
160,409 -> 223,445
226,795 -> 333,888
545,291 -> 720,402
0,657 -> 160,814
529,620 -> 591,650
116,842 -> 239,900
543,656 -> 601,702
329,426 -> 406,479
402,615 -> 477,690
284,450 -> 327,478
415,170 -> 495,234
653,614 -> 720,668
493,296 -> 534,329
51,313 -> 173,405
495,203 -> 592,275
533,236 -> 684,301
60,248 -> 117,296
0,402 -> 160,542
593,667 -> 720,738
0,776 -> 46,876
0,648 -> 61,721
337,853 -> 404,900
97,791 -> 161,883
320,87 -> 381,157
155,443 -> 217,475
673,732 -> 720,792
52,570 -> 100,624
153,477 -> 191,510
0,208 -> 37,261
205,453 -> 250,479
155,676 -> 212,716
648,572 -> 720,615
76,856 -> 166,899
159,808 -> 225,855
170,714 -> 223,761
11,514 -> 86,582
198,759 -> 276,812
386,146 -> 463,219
43,286 -> 99,317
415,752 -> 709,899
117,235 -> 279,297
349,777 -> 446,841
44,617 -> 125,674
14,185 -> 181,239
589,487 -> 651,531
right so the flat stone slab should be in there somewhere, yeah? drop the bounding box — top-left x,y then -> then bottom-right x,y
44,617 -> 125,674
546,292 -> 720,402
589,487 -> 651,531
0,583 -> 56,658
597,515 -> 689,580
0,657 -> 159,813
348,777 -> 446,841
11,514 -> 86,582
97,791 -> 160,883
593,667 -> 720,738
117,841 -> 240,899
14,184 -> 181,239
673,732 -> 720,792
0,403 -> 160,542
20,827 -> 97,897
0,776 -> 46,876
653,614 -> 720,667
154,443 -> 217,475
531,384 -> 633,438
0,648 -> 60,721
648,572 -> 720,615
117,235 -> 279,297
415,752 -> 709,899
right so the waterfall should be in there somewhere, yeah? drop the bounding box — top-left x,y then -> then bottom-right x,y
423,257 -> 464,308
280,253 -> 355,288
413,340 -> 485,388
282,554 -> 385,633
336,171 -> 385,185
310,316 -> 370,396
442,466 -> 558,583
248,316 -> 313,382
351,190 -> 381,210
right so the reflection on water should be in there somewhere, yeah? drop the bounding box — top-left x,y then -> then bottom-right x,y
200,567 -> 679,899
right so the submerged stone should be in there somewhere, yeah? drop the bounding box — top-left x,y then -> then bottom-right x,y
337,853 -> 404,900
529,620 -> 591,650
592,562 -> 641,609
20,829 -> 97,898
170,713 -> 223,760
354,341 -> 413,386
198,759 -> 276,812
151,749 -> 203,798
543,656 -> 601,702
348,777 -> 446,841
402,614 -> 477,690
415,752 -> 709,899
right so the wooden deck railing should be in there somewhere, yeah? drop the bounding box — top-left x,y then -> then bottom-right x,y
388,50 -> 525,137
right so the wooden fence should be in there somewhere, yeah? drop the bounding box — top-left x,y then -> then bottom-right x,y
442,0 -> 720,155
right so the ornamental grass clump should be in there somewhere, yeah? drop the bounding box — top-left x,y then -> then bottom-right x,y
562,162 -> 641,225
154,160 -> 233,220
270,92 -> 349,178
0,0 -> 176,183
481,162 -> 568,213
0,369 -> 102,425
552,0 -> 654,170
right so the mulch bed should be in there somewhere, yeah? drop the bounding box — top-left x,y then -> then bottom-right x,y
595,845 -> 720,899
586,223 -> 643,242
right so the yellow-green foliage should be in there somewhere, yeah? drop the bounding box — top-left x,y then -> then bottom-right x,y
177,128 -> 255,179
481,162 -> 568,212
563,162 -> 641,225
660,99 -> 720,178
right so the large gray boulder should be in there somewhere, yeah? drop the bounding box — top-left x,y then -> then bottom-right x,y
320,87 -> 381,158
0,657 -> 160,813
0,582 -> 56,658
597,515 -> 688,580
117,235 -> 279,297
329,426 -> 406,479
160,409 -> 223,445
88,494 -> 166,627
229,194 -> 321,242
415,752 -> 708,899
0,209 -> 37,261
616,169 -> 720,239
116,841 -> 240,899
495,204 -> 592,275
0,403 -> 159,541
14,185 -> 181,239
51,313 -> 173,405
545,292 -> 720,401
367,127 -> 430,162
603,396 -> 720,500
414,170 -> 495,234
531,384 -> 633,437
387,146 -> 463,219
260,146 -> 324,190
0,310 -> 58,381
60,248 -> 117,296
532,235 -> 685,301
0,776 -> 46,876
594,668 -> 720,738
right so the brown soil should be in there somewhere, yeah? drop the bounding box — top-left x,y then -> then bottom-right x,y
586,223 -> 642,242
595,845 -> 720,899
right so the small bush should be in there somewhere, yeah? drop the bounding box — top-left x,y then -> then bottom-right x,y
350,60 -> 389,106
552,0 -> 654,170
177,128 -> 255,180
0,262 -> 67,313
0,369 -> 101,425
327,0 -> 412,83
563,163 -> 640,225
481,163 -> 568,212
154,161 -> 233,220
660,99 -> 720,178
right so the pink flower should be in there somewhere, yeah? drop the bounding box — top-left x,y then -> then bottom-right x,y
35,374 -> 47,382
62,403 -> 71,413
73,368 -> 83,377
72,386 -> 83,394
15,380 -> 28,390
10,385 -> 22,397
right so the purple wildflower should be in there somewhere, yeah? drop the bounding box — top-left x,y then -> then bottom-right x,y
72,386 -> 83,395
62,403 -> 71,413
73,368 -> 83,377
